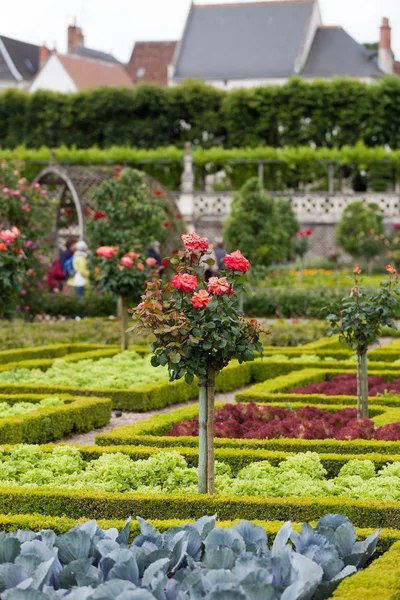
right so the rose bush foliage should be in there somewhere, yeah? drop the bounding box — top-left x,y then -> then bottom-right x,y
134,234 -> 264,383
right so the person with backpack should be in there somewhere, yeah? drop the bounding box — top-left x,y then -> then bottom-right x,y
68,240 -> 89,297
60,238 -> 77,281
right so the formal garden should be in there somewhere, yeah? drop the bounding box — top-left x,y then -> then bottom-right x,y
2,79 -> 400,597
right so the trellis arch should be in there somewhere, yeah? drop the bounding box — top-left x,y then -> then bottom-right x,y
33,157 -> 184,254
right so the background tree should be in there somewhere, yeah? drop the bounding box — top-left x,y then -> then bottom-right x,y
336,201 -> 386,272
224,178 -> 299,267
87,168 -> 181,349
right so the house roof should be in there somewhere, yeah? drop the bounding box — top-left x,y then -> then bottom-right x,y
0,35 -> 39,82
301,26 -> 383,78
173,0 -> 315,80
127,41 -> 178,85
56,54 -> 133,91
70,46 -> 121,65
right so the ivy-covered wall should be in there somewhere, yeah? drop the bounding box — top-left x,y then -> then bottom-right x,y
1,77 -> 400,150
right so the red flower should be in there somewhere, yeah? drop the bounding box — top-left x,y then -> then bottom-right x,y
146,257 -> 158,267
161,257 -> 169,268
224,250 -> 250,273
137,263 -> 144,271
114,167 -> 122,174
393,224 -> 400,231
126,252 -> 139,259
190,289 -> 211,309
96,246 -> 115,258
65,209 -> 73,216
155,190 -> 164,197
175,213 -> 182,219
93,212 -> 106,220
163,222 -> 170,229
386,264 -> 399,278
171,273 -> 198,292
0,230 -> 16,244
208,276 -> 233,296
121,256 -> 134,268
298,231 -> 304,237
305,229 -> 312,236
84,208 -> 91,216
181,233 -> 209,253
0,243 -> 6,251
353,266 -> 361,274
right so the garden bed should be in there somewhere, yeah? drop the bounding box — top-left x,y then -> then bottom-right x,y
0,394 -> 111,443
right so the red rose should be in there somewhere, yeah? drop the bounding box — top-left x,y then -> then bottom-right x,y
305,229 -> 312,236
181,233 -> 209,253
96,246 -> 115,258
163,222 -> 170,229
224,250 -> 250,273
298,231 -> 304,237
171,273 -> 198,293
161,257 -> 169,268
175,213 -> 182,219
0,243 -> 6,251
393,224 -> 400,231
84,208 -> 91,216
65,209 -> 73,216
208,276 -> 233,296
190,289 -> 211,309
93,212 -> 106,220
155,190 -> 164,197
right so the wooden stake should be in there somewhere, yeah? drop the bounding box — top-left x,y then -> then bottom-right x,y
119,296 -> 129,352
206,365 -> 216,494
198,379 -> 208,494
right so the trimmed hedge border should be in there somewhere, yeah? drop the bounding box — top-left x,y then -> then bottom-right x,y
0,394 -> 111,443
95,401 -> 400,452
0,483 -> 400,527
332,539 -> 400,599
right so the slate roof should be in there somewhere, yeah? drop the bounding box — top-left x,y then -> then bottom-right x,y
173,1 -> 315,80
0,35 -> 39,82
127,41 -> 178,85
56,54 -> 133,91
70,46 -> 121,65
302,27 -> 383,78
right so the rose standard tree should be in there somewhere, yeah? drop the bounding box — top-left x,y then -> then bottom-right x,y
87,168 -> 180,349
324,265 -> 398,419
133,233 -> 264,494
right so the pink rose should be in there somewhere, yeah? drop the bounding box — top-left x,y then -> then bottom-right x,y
20,289 -> 27,296
2,188 -> 10,195
12,170 -> 19,176
190,289 -> 211,309
171,273 -> 198,293
11,226 -> 20,238
137,263 -> 144,271
146,257 -> 157,267
125,252 -> 139,259
33,183 -> 41,189
181,233 -> 209,253
96,246 -> 115,259
121,256 -> 134,268
224,250 -> 250,273
208,276 -> 233,296
12,190 -> 20,197
37,282 -> 44,291
40,190 -> 47,197
22,204 -> 31,212
0,230 -> 15,244
24,240 -> 34,248
24,306 -> 30,311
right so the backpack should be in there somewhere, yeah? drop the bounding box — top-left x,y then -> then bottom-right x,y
63,256 -> 76,279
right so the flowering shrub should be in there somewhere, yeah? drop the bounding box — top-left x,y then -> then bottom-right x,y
167,401 -> 400,441
0,226 -> 26,317
134,233 -> 263,384
293,229 -> 312,259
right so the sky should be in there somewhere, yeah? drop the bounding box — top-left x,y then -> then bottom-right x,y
2,0 -> 400,63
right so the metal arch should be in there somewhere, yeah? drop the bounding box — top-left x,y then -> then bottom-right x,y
33,166 -> 85,240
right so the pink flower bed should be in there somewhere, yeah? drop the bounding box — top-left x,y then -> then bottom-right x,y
289,373 -> 400,396
165,402 -> 400,441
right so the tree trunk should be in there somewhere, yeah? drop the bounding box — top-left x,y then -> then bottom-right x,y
357,351 -> 369,419
119,296 -> 129,352
198,379 -> 208,494
206,365 -> 216,494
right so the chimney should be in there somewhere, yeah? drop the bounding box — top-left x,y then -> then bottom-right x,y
39,44 -> 50,68
67,21 -> 84,53
379,17 -> 394,74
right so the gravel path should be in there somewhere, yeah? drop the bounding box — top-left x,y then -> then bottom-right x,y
58,388 -> 241,446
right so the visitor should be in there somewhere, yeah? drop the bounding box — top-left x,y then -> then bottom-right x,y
60,237 -> 77,280
69,240 -> 89,297
147,241 -> 162,266
214,239 -> 227,272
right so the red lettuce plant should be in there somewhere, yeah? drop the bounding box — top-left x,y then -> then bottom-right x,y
166,402 -> 400,441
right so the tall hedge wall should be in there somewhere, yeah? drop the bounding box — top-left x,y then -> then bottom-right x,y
1,77 -> 400,149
